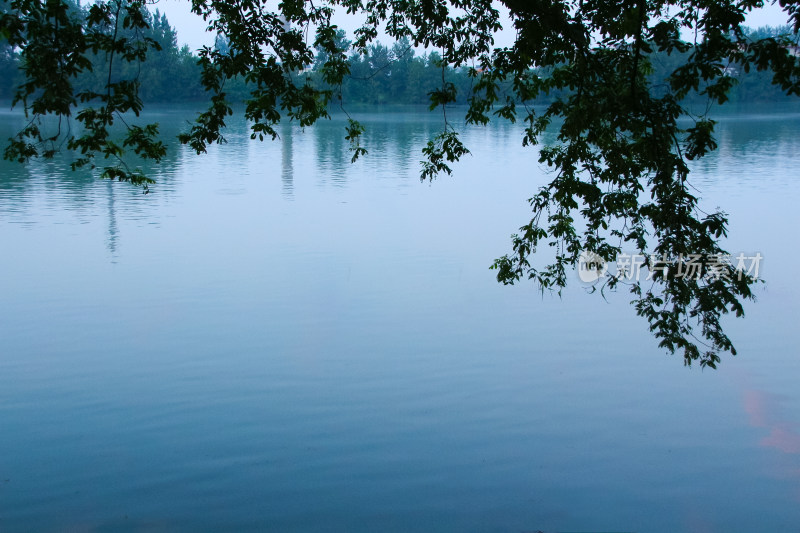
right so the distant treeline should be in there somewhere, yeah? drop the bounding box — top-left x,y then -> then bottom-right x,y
0,3 -> 205,103
0,3 -> 795,107
299,26 -> 800,106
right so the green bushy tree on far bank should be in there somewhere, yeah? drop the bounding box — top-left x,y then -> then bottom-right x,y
2,0 -> 800,368
1,7 -> 793,106
0,0 -> 204,187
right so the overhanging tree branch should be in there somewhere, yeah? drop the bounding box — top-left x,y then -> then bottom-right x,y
3,0 -> 798,366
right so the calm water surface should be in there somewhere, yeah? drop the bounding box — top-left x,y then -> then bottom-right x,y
1,105 -> 799,532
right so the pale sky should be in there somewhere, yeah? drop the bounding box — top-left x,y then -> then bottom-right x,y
150,0 -> 793,53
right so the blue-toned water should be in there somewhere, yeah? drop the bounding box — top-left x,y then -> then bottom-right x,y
1,105 -> 799,532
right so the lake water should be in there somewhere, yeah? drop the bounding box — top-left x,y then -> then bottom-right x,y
1,105 -> 799,532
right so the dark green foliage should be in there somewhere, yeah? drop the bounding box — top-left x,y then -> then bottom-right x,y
3,0 -> 800,367
1,0 -> 170,190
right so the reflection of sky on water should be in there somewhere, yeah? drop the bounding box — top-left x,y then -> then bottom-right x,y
688,104 -> 800,192
1,104 -> 800,532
